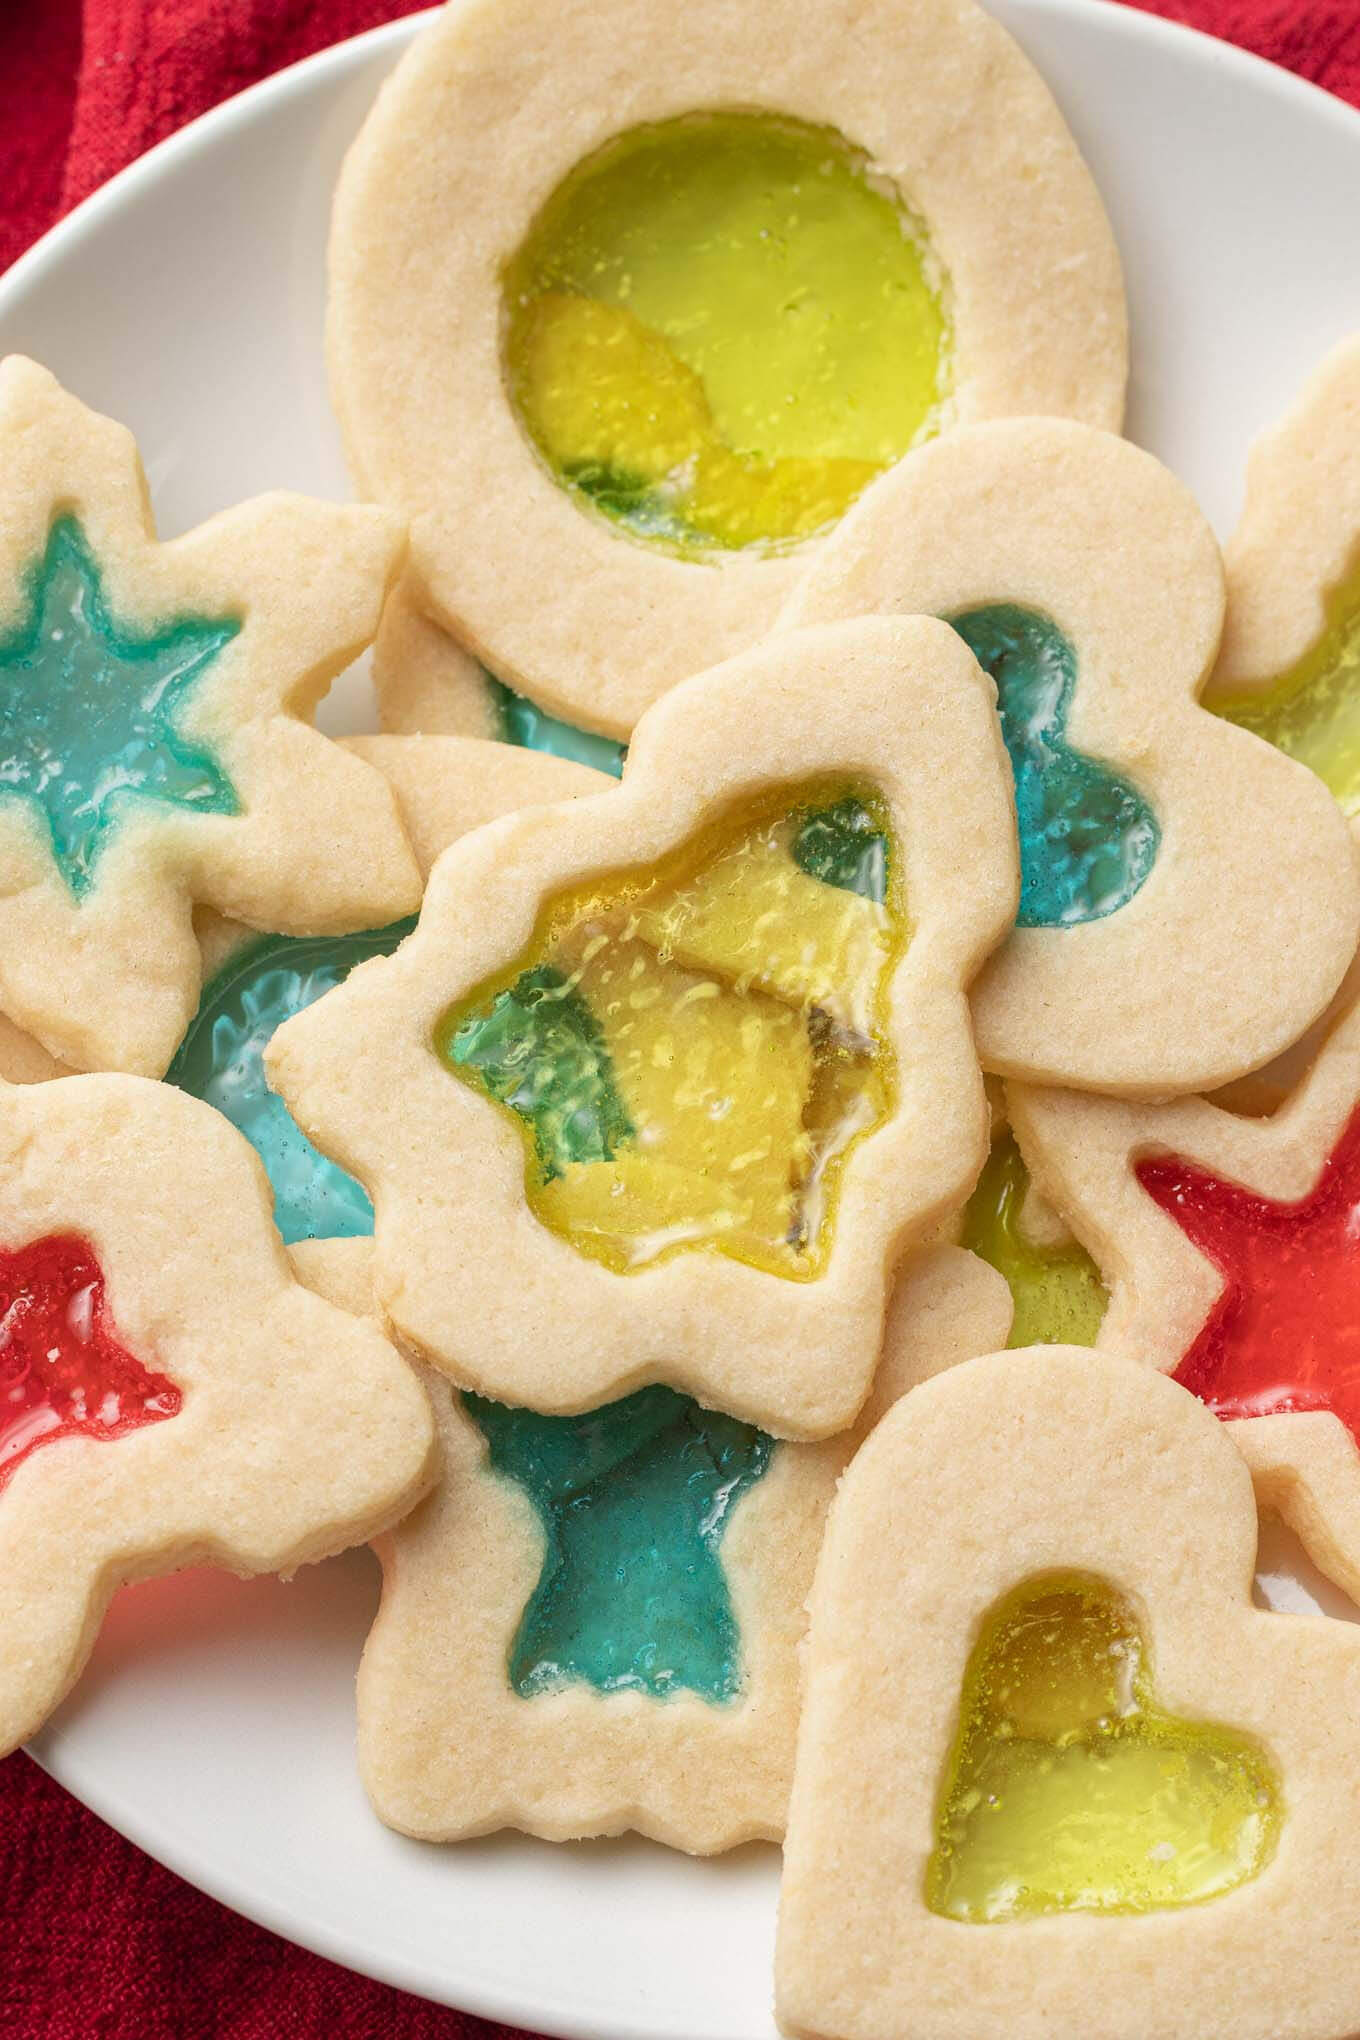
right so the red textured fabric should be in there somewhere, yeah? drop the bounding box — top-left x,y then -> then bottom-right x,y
2,0 -> 1360,2033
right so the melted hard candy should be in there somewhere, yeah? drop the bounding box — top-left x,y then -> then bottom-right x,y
489,675 -> 626,778
1138,1105 -> 1360,1435
167,922 -> 414,1243
0,1234 -> 181,1489
503,113 -> 947,554
0,517 -> 239,896
1216,574 -> 1360,814
438,782 -> 904,1277
951,605 -> 1159,928
961,1130 -> 1106,1346
466,1384 -> 772,1700
927,1574 -> 1280,1921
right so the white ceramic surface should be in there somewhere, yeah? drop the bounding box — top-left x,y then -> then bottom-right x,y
2,6 -> 1360,2034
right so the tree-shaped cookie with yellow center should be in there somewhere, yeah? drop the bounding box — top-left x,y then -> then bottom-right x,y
1008,981 -> 1360,1609
291,1237 -> 1009,1850
783,417 -> 1360,1094
0,356 -> 422,1077
268,617 -> 1018,1438
0,1071 -> 435,1759
777,1346 -> 1360,2040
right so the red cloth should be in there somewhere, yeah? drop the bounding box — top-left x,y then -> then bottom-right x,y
2,0 -> 1360,2032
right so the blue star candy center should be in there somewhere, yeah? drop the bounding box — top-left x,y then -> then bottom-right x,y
0,516 -> 241,897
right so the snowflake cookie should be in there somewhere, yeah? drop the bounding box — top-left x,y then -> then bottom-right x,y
777,1346 -> 1360,2040
783,416 -> 1360,1095
267,617 -> 1019,1438
330,0 -> 1125,737
0,356 -> 422,1077
1008,980 -> 1360,1606
286,1238 -> 1008,1850
0,1072 -> 435,1758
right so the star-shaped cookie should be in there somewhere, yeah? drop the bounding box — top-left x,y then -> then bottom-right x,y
0,356 -> 422,1076
0,1069 -> 435,1758
268,616 -> 1019,1438
782,416 -> 1360,1094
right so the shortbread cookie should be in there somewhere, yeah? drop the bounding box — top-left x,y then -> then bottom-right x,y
332,0 -> 1126,737
777,1345 -> 1360,2040
0,1072 -> 435,1758
1206,334 -> 1360,814
293,1241 -> 1008,1850
1010,985 -> 1360,1605
0,356 -> 422,1078
164,737 -> 614,1244
269,618 -> 1018,1438
783,416 -> 1360,1093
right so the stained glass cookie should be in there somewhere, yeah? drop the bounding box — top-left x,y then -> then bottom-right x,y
784,416 -> 1360,1094
0,356 -> 422,1078
267,618 -> 1019,1438
288,1239 -> 1009,1850
330,0 -> 1126,737
777,1346 -> 1360,2040
0,1070 -> 435,1759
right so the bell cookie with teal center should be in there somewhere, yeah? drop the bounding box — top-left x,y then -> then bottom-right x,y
285,1237 -> 1009,1849
1007,975 -> 1360,1616
783,416 -> 1360,1096
0,1069 -> 435,1760
0,357 -> 422,1077
267,618 -> 1019,1440
1203,332 -> 1360,824
775,1345 -> 1360,2040
332,0 -> 1126,739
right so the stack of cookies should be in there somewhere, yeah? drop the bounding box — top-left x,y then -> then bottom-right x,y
5,0 -> 1360,2034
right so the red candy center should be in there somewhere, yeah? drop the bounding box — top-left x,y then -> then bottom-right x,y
0,1233 -> 181,1491
1137,1105 -> 1360,1437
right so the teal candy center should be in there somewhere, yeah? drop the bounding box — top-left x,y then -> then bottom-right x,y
466,1385 -> 773,1700
166,922 -> 414,1243
0,517 -> 240,896
951,605 -> 1158,928
489,674 -> 626,777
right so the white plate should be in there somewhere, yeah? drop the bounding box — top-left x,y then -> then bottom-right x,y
4,7 -> 1360,2034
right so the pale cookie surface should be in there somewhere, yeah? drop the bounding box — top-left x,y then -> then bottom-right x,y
1011,984 -> 1360,1606
777,1346 -> 1360,2040
267,618 -> 1018,1439
0,357 -> 422,1078
0,1073 -> 435,1759
783,416 -> 1360,1094
330,0 -> 1126,737
313,1241 -> 1009,1852
1204,335 -> 1360,823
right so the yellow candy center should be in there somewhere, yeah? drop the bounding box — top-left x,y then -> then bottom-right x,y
927,1574 -> 1280,1922
1216,570 -> 1360,812
960,1129 -> 1107,1347
436,784 -> 905,1277
502,113 -> 949,555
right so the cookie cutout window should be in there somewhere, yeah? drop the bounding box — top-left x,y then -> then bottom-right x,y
927,1571 -> 1280,1922
960,1130 -> 1106,1347
167,923 -> 416,1245
437,780 -> 903,1278
467,1384 -> 772,1701
0,1233 -> 181,1490
950,605 -> 1158,926
489,674 -> 626,778
0,517 -> 239,897
503,113 -> 947,558
1216,566 -> 1360,816
1138,1104 -> 1360,1437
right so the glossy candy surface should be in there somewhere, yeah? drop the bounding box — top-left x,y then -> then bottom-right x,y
489,675 -> 626,778
0,517 -> 238,895
467,1384 -> 772,1700
438,782 -> 904,1277
503,113 -> 947,554
952,605 -> 1158,928
961,1130 -> 1106,1346
927,1574 -> 1280,1922
1138,1105 -> 1360,1434
0,1234 -> 181,1490
167,922 -> 415,1243
1217,574 -> 1360,813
